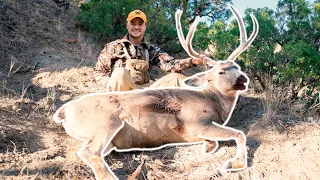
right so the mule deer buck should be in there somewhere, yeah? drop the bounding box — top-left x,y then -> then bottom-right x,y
53,4 -> 258,180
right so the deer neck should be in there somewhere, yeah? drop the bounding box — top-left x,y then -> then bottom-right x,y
203,87 -> 237,115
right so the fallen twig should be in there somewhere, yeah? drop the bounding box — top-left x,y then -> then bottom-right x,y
128,159 -> 144,180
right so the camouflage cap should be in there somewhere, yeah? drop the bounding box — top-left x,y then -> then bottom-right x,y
126,10 -> 147,23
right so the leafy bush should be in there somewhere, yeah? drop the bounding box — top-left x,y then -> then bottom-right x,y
76,1 -> 137,39
76,0 -> 319,102
75,0 -> 231,54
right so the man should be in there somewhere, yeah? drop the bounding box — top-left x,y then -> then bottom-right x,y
94,10 -> 206,91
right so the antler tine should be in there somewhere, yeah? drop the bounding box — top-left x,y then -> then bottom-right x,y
186,16 -> 217,65
175,9 -> 216,65
227,4 -> 259,61
175,9 -> 195,58
186,16 -> 200,58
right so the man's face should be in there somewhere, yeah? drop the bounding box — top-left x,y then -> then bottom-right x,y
126,17 -> 146,39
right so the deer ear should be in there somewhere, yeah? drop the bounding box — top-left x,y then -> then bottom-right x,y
183,74 -> 207,87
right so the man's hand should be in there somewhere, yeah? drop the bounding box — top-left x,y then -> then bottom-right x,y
191,55 -> 207,65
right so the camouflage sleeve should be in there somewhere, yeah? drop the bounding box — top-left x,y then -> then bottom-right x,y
148,44 -> 195,73
93,41 -> 124,82
93,46 -> 112,82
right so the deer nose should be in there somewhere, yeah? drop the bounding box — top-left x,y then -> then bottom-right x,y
237,75 -> 247,84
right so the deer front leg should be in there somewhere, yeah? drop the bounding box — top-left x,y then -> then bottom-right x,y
196,122 -> 247,171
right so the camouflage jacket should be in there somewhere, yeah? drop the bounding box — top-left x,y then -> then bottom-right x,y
93,34 -> 195,83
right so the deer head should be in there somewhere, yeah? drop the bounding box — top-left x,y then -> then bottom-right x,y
176,4 -> 259,96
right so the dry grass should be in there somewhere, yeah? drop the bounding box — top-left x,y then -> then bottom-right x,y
307,101 -> 320,123
263,86 -> 290,119
260,84 -> 316,134
262,86 -> 291,132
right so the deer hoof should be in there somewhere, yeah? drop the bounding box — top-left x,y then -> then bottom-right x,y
222,158 -> 246,172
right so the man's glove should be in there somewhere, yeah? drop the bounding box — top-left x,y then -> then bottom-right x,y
191,55 -> 207,65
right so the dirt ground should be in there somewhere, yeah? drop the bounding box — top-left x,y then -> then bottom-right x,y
0,1 -> 319,180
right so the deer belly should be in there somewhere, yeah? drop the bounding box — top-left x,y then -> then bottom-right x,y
112,121 -> 189,149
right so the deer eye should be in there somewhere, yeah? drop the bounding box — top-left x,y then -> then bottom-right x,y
219,71 -> 225,75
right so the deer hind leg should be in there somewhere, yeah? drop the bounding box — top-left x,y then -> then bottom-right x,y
197,123 -> 247,171
77,122 -> 124,180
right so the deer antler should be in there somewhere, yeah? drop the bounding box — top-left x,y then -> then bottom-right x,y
175,9 -> 216,66
227,4 -> 259,61
175,5 -> 258,65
